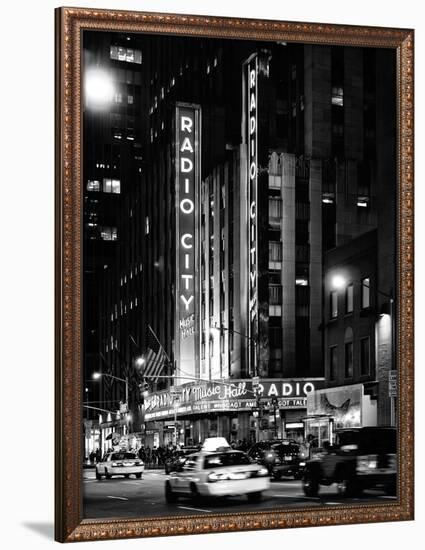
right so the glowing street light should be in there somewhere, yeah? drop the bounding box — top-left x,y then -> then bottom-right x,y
135,357 -> 145,368
331,274 -> 347,290
85,68 -> 115,107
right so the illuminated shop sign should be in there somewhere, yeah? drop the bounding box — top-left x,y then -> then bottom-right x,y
246,55 -> 258,373
144,378 -> 324,419
307,384 -> 363,429
175,103 -> 201,380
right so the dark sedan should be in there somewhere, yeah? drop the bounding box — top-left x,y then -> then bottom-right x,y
247,440 -> 302,479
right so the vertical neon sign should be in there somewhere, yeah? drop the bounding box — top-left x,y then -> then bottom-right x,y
247,55 -> 258,376
175,103 -> 201,383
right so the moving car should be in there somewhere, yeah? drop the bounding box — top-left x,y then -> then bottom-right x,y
96,451 -> 144,480
165,439 -> 270,503
302,427 -> 397,497
247,440 -> 302,479
164,446 -> 201,474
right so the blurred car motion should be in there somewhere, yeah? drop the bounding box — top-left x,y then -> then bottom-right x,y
247,440 -> 302,479
164,446 -> 201,474
302,427 -> 397,497
165,438 -> 270,502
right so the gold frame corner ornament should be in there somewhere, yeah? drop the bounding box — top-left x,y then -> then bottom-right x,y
55,6 -> 414,543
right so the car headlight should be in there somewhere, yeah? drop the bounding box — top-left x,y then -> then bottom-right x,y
257,467 -> 269,477
112,462 -> 118,467
299,462 -> 306,467
357,455 -> 378,472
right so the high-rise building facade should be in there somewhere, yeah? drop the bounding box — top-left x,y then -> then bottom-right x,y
82,32 -> 396,450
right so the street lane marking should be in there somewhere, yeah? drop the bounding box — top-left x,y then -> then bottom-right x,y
178,506 -> 212,513
107,496 -> 129,501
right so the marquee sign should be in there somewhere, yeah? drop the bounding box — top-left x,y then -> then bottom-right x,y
175,103 -> 201,382
144,378 -> 324,420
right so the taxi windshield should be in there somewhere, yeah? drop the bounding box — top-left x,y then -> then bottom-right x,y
203,452 -> 252,469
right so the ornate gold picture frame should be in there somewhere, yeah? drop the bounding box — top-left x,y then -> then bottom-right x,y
55,6 -> 414,543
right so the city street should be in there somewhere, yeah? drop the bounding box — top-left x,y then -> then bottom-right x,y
83,469 -> 397,519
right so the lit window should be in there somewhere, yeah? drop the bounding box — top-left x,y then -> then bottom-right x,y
269,284 -> 282,304
296,277 -> 308,286
145,216 -> 149,235
346,284 -> 354,313
100,227 -> 118,241
331,86 -> 344,106
114,93 -> 123,103
87,180 -> 100,192
103,178 -> 121,194
269,198 -> 282,219
322,192 -> 335,204
357,195 -> 370,208
128,95 -> 134,104
330,290 -> 338,319
361,277 -> 370,308
360,337 -> 370,376
269,241 -> 282,262
110,45 -> 142,64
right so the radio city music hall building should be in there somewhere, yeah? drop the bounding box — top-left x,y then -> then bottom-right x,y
82,31 -> 396,449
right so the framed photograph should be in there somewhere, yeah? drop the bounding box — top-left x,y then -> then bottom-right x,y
55,6 -> 414,543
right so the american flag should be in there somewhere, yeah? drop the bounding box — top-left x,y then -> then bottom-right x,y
143,325 -> 168,382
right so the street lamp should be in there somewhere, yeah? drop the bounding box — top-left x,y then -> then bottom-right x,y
135,357 -> 145,368
92,372 -> 130,432
84,68 -> 115,107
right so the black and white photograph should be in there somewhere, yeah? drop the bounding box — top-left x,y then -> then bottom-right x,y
81,29 -> 399,521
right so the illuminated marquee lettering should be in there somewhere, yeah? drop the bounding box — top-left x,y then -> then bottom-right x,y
176,104 -> 200,376
245,56 -> 259,375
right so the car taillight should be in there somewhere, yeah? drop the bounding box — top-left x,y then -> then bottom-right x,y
112,462 -> 118,467
357,455 -> 378,472
207,471 -> 229,483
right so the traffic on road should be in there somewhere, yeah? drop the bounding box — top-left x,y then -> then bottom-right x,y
84,433 -> 397,519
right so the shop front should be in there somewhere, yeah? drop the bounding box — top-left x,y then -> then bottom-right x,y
143,378 -> 324,447
305,383 -> 378,446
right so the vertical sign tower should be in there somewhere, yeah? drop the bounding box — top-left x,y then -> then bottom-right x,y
175,103 -> 201,384
243,51 -> 272,378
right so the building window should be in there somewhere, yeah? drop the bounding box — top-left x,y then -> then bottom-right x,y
100,227 -> 118,241
269,285 -> 282,305
346,284 -> 354,313
103,178 -> 121,194
145,216 -> 149,235
269,241 -> 282,270
329,346 -> 338,380
361,277 -> 370,308
269,198 -> 282,219
110,46 -> 142,64
330,290 -> 338,319
331,86 -> 344,106
344,342 -> 353,378
360,337 -> 370,376
269,241 -> 282,262
87,180 -> 100,192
